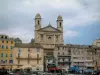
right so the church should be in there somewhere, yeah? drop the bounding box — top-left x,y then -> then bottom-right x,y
34,13 -> 64,56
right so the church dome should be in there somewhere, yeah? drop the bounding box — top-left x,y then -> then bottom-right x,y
57,15 -> 63,20
35,13 -> 41,18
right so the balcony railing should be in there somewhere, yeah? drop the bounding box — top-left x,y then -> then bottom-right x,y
16,57 -> 41,60
58,54 -> 71,57
58,59 -> 71,63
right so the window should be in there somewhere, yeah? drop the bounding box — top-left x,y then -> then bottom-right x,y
11,41 -> 13,44
1,53 -> 3,57
48,36 -> 51,39
58,47 -> 59,50
63,52 -> 64,55
38,20 -> 39,25
6,45 -> 8,49
60,22 -> 61,27
6,41 -> 8,43
6,54 -> 8,57
10,46 -> 13,50
9,60 -> 13,64
63,58 -> 65,61
28,48 -> 30,52
58,52 -> 60,55
1,36 -> 3,38
5,36 -> 7,39
18,48 -> 20,52
41,34 -> 43,40
1,60 -> 3,63
2,45 -> 4,49
2,40 -> 4,43
18,50 -> 20,52
58,58 -> 60,60
10,54 -> 13,57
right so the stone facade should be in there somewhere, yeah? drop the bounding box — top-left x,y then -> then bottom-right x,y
14,43 -> 44,71
54,44 -> 97,71
54,45 -> 71,71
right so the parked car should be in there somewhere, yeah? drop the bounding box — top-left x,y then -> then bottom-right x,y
92,70 -> 100,75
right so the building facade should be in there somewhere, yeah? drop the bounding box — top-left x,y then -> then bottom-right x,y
54,45 -> 71,71
54,44 -> 100,71
14,43 -> 44,71
93,39 -> 100,70
0,35 -> 15,69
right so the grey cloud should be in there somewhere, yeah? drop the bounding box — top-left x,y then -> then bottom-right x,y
0,0 -> 100,43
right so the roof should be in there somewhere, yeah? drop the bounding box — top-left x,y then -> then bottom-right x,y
55,44 -> 100,49
57,15 -> 63,20
37,25 -> 62,33
15,43 -> 43,48
35,13 -> 41,18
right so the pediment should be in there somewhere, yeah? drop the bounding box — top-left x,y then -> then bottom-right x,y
38,25 -> 61,32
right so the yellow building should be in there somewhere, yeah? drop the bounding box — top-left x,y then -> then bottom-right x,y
0,35 -> 15,69
14,43 -> 44,71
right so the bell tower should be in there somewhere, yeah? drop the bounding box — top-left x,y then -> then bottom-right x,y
35,13 -> 41,30
57,15 -> 63,32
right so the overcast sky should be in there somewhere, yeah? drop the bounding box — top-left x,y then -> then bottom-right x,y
0,0 -> 100,45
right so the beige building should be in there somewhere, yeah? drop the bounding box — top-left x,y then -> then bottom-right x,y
93,39 -> 100,70
54,45 -> 71,71
14,43 -> 44,71
54,44 -> 96,70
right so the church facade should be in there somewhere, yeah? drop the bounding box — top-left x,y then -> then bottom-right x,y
34,13 -> 64,56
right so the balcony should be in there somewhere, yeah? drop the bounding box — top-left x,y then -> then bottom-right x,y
43,44 -> 55,49
58,54 -> 71,57
58,59 -> 71,64
16,57 -> 41,60
85,64 -> 95,67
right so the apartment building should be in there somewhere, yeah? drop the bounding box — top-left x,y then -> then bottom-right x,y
0,35 -> 15,69
54,45 -> 71,71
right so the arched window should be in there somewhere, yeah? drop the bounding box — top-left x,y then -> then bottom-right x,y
60,22 -> 61,27
6,41 -> 8,43
5,36 -> 7,39
38,20 -> 40,25
1,36 -> 3,38
48,36 -> 51,39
